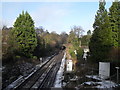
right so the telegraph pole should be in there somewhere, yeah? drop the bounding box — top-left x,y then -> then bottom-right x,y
115,67 -> 119,84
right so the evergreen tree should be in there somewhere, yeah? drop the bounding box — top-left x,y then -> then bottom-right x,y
109,0 -> 120,47
11,11 -> 37,57
89,0 -> 112,62
108,0 -> 120,63
87,30 -> 91,35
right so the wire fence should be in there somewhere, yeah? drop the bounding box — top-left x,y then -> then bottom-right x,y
85,66 -> 120,84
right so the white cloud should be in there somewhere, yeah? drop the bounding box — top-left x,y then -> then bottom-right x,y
31,4 -> 70,33
31,4 -> 68,23
1,2 -> 71,34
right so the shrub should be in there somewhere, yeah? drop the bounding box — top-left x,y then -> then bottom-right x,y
33,56 -> 37,59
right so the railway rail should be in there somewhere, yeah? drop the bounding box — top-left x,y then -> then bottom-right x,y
9,51 -> 64,89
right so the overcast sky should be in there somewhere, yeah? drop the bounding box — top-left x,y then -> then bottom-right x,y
1,1 -> 112,34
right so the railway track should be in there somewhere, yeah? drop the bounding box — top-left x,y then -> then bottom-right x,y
37,52 -> 64,89
13,51 -> 64,89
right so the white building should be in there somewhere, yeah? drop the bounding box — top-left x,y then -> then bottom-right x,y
74,50 -> 77,55
83,48 -> 89,60
66,60 -> 73,72
84,48 -> 89,53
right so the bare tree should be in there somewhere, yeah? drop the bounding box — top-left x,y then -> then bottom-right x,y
71,25 -> 84,38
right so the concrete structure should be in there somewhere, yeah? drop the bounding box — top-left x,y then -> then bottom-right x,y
83,48 -> 89,60
99,62 -> 110,79
66,60 -> 73,72
74,50 -> 77,55
84,48 -> 89,53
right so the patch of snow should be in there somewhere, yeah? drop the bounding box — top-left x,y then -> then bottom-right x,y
5,75 -> 24,89
84,81 -> 95,85
62,82 -> 67,87
1,66 -> 5,72
86,75 -> 102,81
85,75 -> 119,88
96,80 -> 118,88
0,67 -> 2,70
70,76 -> 78,81
75,86 -> 79,90
80,80 -> 118,88
54,52 -> 66,87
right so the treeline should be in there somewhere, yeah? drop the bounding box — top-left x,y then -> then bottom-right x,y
2,11 -> 68,63
89,0 -> 120,64
34,28 -> 68,58
67,25 -> 91,60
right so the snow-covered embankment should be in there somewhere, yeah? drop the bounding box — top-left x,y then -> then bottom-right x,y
54,52 -> 66,87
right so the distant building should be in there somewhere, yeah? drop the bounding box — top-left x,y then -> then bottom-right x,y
74,50 -> 77,55
66,60 -> 73,72
83,48 -> 89,60
84,48 -> 89,53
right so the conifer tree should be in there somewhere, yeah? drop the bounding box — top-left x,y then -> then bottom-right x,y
12,11 -> 37,57
87,30 -> 91,35
109,0 -> 120,47
89,0 -> 112,62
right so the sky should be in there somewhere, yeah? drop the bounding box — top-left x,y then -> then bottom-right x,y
1,1 -> 112,34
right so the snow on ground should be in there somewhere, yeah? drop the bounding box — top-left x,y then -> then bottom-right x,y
86,75 -> 102,81
84,81 -> 95,85
54,52 -> 66,87
83,75 -> 119,88
96,80 -> 118,88
81,80 -> 118,88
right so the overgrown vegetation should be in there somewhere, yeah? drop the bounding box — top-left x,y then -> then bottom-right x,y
11,11 -> 37,58
89,0 -> 120,65
64,1 -> 120,88
67,25 -> 84,60
2,0 -> 120,88
2,11 -> 68,64
2,11 -> 69,88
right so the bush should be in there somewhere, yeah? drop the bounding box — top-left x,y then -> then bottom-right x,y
11,11 -> 37,58
77,48 -> 83,60
70,51 -> 76,59
15,56 -> 21,59
33,56 -> 37,59
68,46 -> 76,59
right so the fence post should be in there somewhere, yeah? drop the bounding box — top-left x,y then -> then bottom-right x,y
115,67 -> 119,84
